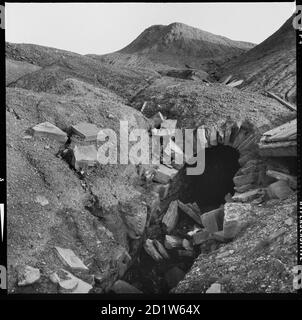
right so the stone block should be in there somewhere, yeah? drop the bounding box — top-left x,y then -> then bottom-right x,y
267,180 -> 294,200
162,200 -> 179,233
55,247 -> 88,271
153,164 -> 178,184
71,122 -> 100,141
31,121 -> 67,143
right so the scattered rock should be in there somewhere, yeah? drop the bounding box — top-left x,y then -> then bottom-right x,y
17,265 -> 40,286
182,239 -> 193,251
232,188 -> 264,203
267,180 -> 293,200
192,229 -> 210,245
119,200 -> 148,239
153,239 -> 170,259
177,250 -> 194,258
266,170 -> 297,189
217,249 -> 235,259
31,121 -> 68,143
223,202 -> 251,239
50,269 -> 92,293
164,235 -> 183,250
50,269 -> 79,293
201,209 -> 219,233
206,282 -> 222,293
35,195 -> 49,206
187,225 -> 202,237
153,164 -> 178,184
143,239 -> 163,261
178,200 -> 202,225
284,217 -> 293,226
22,135 -> 32,140
70,145 -> 98,171
162,200 -> 179,233
233,172 -> 258,187
54,247 -> 89,271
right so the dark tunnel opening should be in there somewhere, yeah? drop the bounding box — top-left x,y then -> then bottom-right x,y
183,145 -> 241,212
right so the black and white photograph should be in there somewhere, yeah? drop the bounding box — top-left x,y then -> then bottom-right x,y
0,1 -> 301,303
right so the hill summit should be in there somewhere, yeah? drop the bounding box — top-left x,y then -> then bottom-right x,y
88,22 -> 255,72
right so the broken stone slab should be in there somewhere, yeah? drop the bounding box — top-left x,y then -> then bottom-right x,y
233,172 -> 258,187
151,183 -> 170,200
164,266 -> 185,289
110,280 -> 143,294
152,112 -> 165,128
71,122 -> 100,142
50,269 -> 78,293
227,79 -> 243,87
164,235 -> 183,250
182,239 -> 193,251
54,247 -> 89,272
153,164 -> 178,184
17,265 -> 40,286
266,170 -> 297,189
162,200 -> 179,233
143,239 -> 163,261
178,200 -> 202,225
187,202 -> 201,215
223,203 -> 252,240
258,141 -> 297,157
211,230 -> 228,243
31,121 -> 68,143
153,239 -> 170,259
192,229 -> 210,245
267,180 -> 294,200
200,207 -> 224,233
50,269 -> 92,293
232,188 -> 264,203
71,145 -> 98,171
206,282 -> 222,293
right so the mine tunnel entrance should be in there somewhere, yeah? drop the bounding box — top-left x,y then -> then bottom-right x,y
123,145 -> 241,294
183,145 -> 241,211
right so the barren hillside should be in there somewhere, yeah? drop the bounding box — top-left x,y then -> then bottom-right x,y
219,16 -> 296,103
5,16 -> 297,294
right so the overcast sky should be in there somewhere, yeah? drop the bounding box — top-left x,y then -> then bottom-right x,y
5,2 -> 295,55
